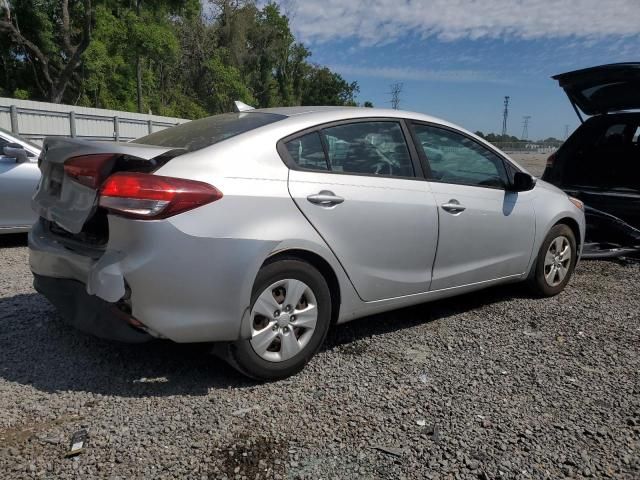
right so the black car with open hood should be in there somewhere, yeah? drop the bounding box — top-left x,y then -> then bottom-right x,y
543,63 -> 640,258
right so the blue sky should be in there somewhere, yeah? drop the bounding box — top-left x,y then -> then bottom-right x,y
277,0 -> 640,140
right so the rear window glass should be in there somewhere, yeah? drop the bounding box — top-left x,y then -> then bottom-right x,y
135,112 -> 285,152
285,132 -> 328,170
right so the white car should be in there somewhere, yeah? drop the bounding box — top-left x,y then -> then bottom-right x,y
0,127 -> 40,233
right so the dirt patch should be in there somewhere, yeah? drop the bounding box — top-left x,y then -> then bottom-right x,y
213,431 -> 286,479
0,414 -> 81,448
336,341 -> 369,356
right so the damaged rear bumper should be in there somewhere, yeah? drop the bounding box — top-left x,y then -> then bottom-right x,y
29,216 -> 276,343
33,273 -> 152,343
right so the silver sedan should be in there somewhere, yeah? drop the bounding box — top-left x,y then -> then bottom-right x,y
0,128 -> 40,233
29,107 -> 585,379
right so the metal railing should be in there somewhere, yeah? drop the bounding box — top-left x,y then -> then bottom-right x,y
0,104 -> 183,144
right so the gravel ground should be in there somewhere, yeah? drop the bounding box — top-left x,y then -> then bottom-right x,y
1,234 -> 639,479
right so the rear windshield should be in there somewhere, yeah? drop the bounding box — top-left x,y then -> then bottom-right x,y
135,112 -> 285,152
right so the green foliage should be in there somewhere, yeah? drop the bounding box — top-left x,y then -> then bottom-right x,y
203,50 -> 254,113
301,66 -> 359,106
1,0 -> 360,117
12,88 -> 29,99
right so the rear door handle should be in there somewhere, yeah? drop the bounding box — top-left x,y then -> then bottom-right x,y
441,199 -> 466,214
307,190 -> 344,206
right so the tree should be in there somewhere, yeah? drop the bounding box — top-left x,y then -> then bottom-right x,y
0,0 -> 361,115
301,66 -> 359,106
0,0 -> 93,102
363,101 -> 374,108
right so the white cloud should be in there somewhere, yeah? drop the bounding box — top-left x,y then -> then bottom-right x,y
327,64 -> 508,83
282,0 -> 640,44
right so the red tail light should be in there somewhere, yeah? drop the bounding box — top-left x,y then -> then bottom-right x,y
99,172 -> 222,219
546,152 -> 557,168
64,154 -> 116,188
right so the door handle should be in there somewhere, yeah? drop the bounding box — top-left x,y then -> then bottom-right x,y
441,199 -> 466,214
307,190 -> 344,206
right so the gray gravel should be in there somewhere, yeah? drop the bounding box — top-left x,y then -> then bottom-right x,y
1,233 -> 639,479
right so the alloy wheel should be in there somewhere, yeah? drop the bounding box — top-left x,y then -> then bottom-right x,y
543,235 -> 572,287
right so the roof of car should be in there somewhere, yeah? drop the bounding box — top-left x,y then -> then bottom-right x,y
249,105 -> 435,119
246,105 -> 470,139
247,106 -> 466,131
242,106 -> 529,173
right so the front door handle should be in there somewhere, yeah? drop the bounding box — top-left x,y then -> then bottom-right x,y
441,199 -> 466,214
307,190 -> 344,206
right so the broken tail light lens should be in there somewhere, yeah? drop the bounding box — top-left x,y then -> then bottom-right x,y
99,172 -> 222,219
64,154 -> 117,188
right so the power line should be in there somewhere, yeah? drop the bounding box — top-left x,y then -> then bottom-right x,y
521,115 -> 531,140
501,96 -> 510,137
388,83 -> 403,110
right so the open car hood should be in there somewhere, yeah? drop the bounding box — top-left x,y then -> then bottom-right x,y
553,63 -> 640,117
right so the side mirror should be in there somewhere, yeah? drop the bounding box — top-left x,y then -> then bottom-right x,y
3,143 -> 28,163
510,171 -> 535,192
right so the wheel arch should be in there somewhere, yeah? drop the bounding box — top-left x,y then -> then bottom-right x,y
262,249 -> 341,325
553,216 -> 581,251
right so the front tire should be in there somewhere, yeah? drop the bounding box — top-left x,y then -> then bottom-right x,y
228,259 -> 332,380
529,224 -> 577,296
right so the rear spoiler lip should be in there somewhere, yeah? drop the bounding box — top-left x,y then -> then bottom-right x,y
40,137 -> 184,164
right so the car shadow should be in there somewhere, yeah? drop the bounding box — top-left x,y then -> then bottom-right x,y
0,232 -> 28,248
0,293 -> 252,397
322,282 -> 534,351
0,284 -> 535,398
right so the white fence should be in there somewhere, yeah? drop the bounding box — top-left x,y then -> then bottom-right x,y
0,98 -> 190,146
491,142 -> 559,154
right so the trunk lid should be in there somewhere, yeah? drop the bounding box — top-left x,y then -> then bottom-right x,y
33,137 -> 182,234
553,63 -> 640,117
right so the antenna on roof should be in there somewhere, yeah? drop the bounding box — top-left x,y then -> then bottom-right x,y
234,101 -> 255,112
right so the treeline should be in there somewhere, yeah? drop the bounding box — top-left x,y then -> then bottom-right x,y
475,132 -> 563,145
0,0 -> 364,118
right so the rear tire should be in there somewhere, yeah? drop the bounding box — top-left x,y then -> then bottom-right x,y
529,224 -> 577,296
228,259 -> 331,381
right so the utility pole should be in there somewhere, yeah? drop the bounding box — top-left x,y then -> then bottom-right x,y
501,96 -> 510,137
564,124 -> 569,140
521,116 -> 531,140
388,83 -> 403,110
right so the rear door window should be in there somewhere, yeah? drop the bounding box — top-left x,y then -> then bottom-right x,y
321,121 -> 415,177
283,121 -> 416,178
